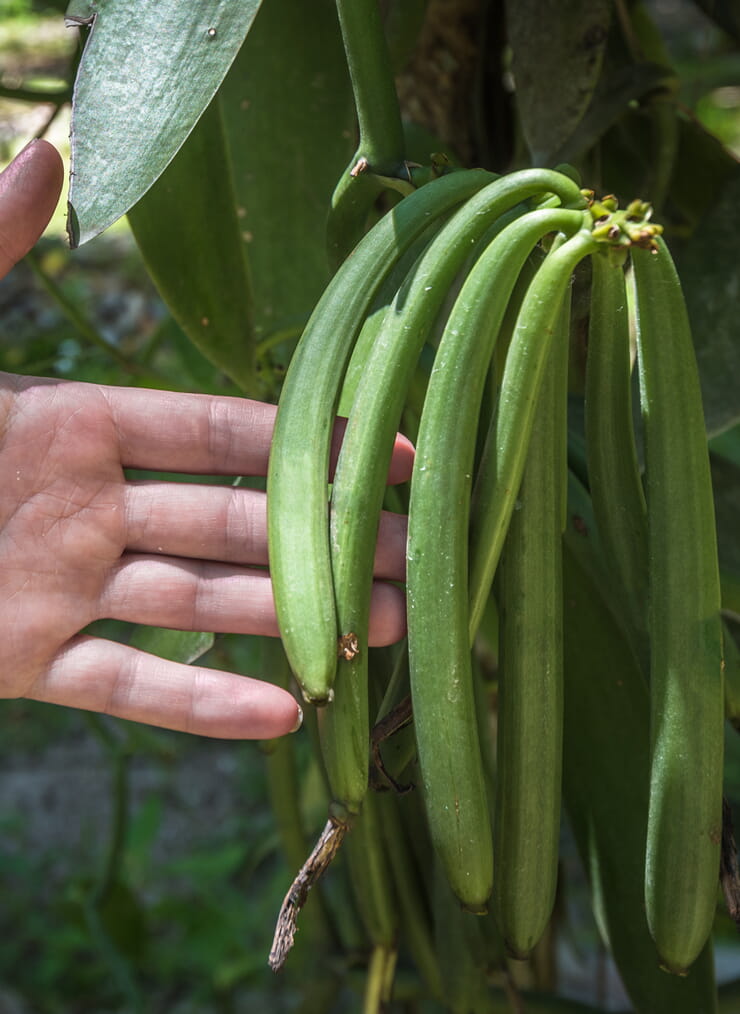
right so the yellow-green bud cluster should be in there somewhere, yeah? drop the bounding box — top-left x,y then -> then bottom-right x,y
581,191 -> 664,251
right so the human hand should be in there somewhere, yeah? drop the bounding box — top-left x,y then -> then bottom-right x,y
0,140 -> 412,739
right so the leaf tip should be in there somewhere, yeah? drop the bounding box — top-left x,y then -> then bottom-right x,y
66,200 -> 81,249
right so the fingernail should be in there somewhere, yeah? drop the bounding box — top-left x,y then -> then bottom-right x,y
290,704 -> 303,733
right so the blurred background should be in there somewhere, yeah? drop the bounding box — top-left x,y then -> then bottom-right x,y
2,0 -> 740,1011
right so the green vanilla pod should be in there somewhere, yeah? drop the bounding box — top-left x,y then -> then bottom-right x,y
324,171 -> 586,814
407,207 -> 587,910
633,239 -> 725,975
493,281 -> 570,958
268,168 -> 492,704
585,249 -> 649,668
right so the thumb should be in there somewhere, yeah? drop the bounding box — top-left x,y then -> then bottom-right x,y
0,139 -> 64,278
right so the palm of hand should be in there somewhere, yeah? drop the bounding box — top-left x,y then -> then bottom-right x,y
0,377 -> 127,697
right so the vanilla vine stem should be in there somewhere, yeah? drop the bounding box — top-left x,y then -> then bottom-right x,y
327,0 -> 410,266
334,0 -> 406,176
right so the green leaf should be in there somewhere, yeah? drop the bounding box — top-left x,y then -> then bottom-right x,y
677,167 -> 740,437
505,0 -> 612,165
98,879 -> 148,961
711,422 -> 740,471
217,0 -> 355,342
126,0 -> 355,389
554,61 -> 671,166
711,447 -> 740,589
667,114 -> 740,232
125,796 -> 164,874
127,626 -> 214,666
692,0 -> 740,44
66,0 -> 262,246
127,98 -> 257,393
152,315 -> 238,395
165,841 -> 249,880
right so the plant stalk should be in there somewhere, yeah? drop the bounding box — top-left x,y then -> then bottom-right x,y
335,0 -> 406,175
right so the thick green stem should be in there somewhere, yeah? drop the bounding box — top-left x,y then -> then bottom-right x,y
335,0 -> 406,174
328,0 -> 409,265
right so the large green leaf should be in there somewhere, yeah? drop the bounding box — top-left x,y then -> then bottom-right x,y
218,0 -> 355,343
127,626 -> 214,666
505,0 -> 612,165
667,114 -> 740,232
127,98 -> 257,393
66,0 -> 262,246
126,0 -> 354,390
677,167 -> 740,437
552,61 -> 670,167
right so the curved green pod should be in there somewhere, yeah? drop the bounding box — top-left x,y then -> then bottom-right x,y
585,250 -> 649,668
468,223 -> 597,635
324,170 -> 586,813
407,208 -> 587,910
493,282 -> 570,958
562,520 -> 718,1014
267,168 -> 492,703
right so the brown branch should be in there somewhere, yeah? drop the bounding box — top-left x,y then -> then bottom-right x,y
269,816 -> 349,971
370,694 -> 415,794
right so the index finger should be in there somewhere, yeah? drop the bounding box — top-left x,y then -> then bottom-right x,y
30,634 -> 302,739
103,385 -> 414,482
0,139 -> 64,277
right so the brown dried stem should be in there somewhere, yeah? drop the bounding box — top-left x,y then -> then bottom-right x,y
269,815 -> 349,971
370,694 -> 415,794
